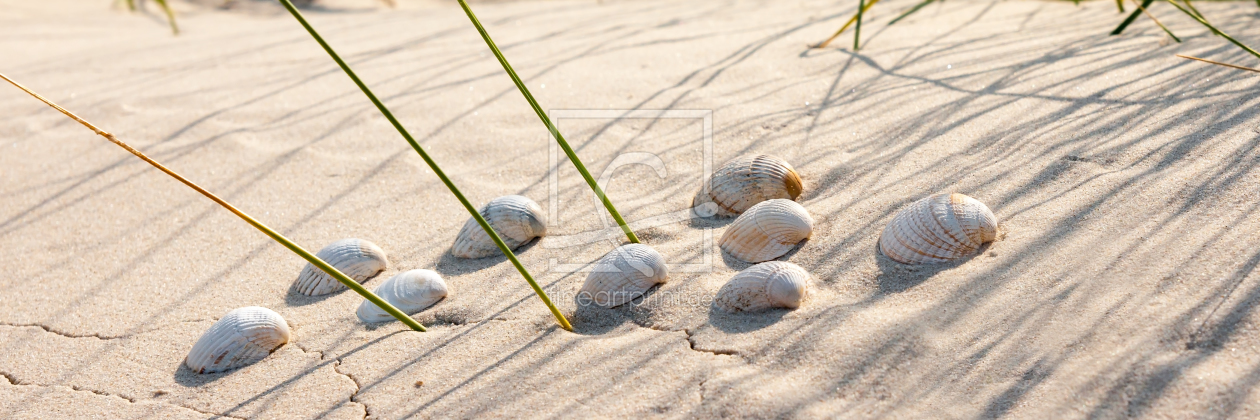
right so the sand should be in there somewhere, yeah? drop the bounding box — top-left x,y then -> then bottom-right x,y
1,0 -> 1259,417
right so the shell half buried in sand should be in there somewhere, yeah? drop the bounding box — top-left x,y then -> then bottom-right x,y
185,307 -> 291,374
356,269 -> 449,323
878,193 -> 998,264
693,154 -> 803,218
451,195 -> 547,259
719,199 -> 814,263
579,244 -> 668,308
293,238 -> 388,296
715,261 -> 810,313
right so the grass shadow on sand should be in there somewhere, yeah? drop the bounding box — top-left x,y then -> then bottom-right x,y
874,242 -> 992,294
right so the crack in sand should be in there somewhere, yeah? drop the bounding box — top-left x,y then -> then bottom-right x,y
0,322 -> 124,340
0,370 -> 244,419
333,359 -> 370,420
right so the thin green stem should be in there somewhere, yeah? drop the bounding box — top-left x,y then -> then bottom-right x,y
152,0 -> 179,35
854,0 -> 866,51
1112,0 -> 1154,35
1116,0 -> 1126,13
813,0 -> 882,47
1180,0 -> 1217,36
0,72 -> 425,332
1133,0 -> 1180,43
275,0 -> 573,331
1164,0 -> 1260,60
453,0 -> 639,245
888,0 -> 937,26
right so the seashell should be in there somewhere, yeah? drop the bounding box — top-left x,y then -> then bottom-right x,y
719,199 -> 814,263
185,307 -> 290,374
356,269 -> 449,323
294,238 -> 388,296
693,154 -> 803,218
878,193 -> 998,264
715,261 -> 810,313
578,244 -> 668,308
451,195 -> 547,259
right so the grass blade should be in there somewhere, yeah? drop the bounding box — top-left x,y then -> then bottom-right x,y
1133,0 -> 1180,42
1116,0 -> 1126,13
275,0 -> 573,331
452,0 -> 640,245
0,72 -> 426,332
1177,54 -> 1260,73
813,0 -> 882,48
1164,0 -> 1260,60
1112,0 -> 1154,35
888,0 -> 937,26
854,0 -> 866,51
152,0 -> 179,35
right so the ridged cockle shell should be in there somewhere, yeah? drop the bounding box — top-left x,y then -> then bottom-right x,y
451,195 -> 547,259
878,193 -> 998,264
294,238 -> 388,296
719,199 -> 813,263
715,262 -> 810,312
185,307 -> 290,374
693,154 -> 803,217
578,244 -> 668,308
356,269 -> 448,323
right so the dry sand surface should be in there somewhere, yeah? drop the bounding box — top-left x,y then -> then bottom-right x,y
2,0 -> 1260,418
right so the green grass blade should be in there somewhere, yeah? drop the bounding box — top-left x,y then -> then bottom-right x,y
453,0 -> 640,245
1180,0 -> 1218,37
275,0 -> 573,331
1134,0 -> 1181,42
1112,0 -> 1154,35
1164,0 -> 1260,60
0,72 -> 426,332
888,0 -> 937,26
152,0 -> 179,35
1116,0 -> 1126,13
854,0 -> 866,50
813,0 -> 881,48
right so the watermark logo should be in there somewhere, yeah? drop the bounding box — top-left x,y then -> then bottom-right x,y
544,109 -> 715,273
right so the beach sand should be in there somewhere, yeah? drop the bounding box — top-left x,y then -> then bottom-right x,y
2,0 -> 1260,417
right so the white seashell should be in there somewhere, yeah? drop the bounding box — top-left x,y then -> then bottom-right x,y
693,154 -> 803,218
451,195 -> 547,259
715,262 -> 810,313
878,193 -> 998,264
719,199 -> 814,263
294,238 -> 388,296
185,307 -> 290,374
578,244 -> 668,308
356,269 -> 449,323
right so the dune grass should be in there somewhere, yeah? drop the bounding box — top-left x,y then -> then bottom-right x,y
0,72 -> 428,332
275,0 -> 574,331
817,0 -> 1258,63
121,0 -> 179,35
453,0 -> 642,245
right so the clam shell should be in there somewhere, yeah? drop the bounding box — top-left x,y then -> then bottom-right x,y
185,307 -> 290,374
451,195 -> 547,259
294,238 -> 388,296
693,154 -> 803,218
719,199 -> 814,263
715,262 -> 810,312
356,269 -> 449,323
579,244 -> 668,308
878,193 -> 998,264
